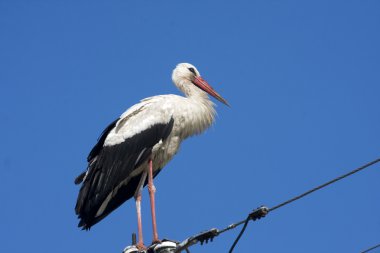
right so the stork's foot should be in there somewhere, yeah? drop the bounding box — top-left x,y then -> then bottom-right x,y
152,238 -> 162,245
135,242 -> 147,251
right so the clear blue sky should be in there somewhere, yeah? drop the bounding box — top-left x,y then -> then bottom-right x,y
1,1 -> 379,252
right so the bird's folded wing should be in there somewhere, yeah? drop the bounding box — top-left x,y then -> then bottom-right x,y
75,101 -> 174,229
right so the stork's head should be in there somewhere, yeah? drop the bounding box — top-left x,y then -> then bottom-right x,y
172,63 -> 229,106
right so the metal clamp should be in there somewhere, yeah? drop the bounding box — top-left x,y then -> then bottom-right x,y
248,206 -> 269,221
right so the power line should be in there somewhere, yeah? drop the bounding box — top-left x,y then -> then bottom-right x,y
361,243 -> 380,253
228,157 -> 380,252
177,157 -> 380,252
269,158 -> 380,212
228,217 -> 249,253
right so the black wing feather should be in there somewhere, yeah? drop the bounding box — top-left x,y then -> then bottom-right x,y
75,117 -> 174,229
87,118 -> 119,162
74,118 -> 119,185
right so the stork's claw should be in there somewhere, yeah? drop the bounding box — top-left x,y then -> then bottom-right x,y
152,238 -> 162,245
135,242 -> 147,251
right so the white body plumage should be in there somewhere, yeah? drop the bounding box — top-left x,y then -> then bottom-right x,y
105,94 -> 216,174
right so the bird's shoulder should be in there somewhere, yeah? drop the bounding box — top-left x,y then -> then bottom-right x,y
104,95 -> 180,146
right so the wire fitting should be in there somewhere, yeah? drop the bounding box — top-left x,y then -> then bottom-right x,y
197,228 -> 219,245
248,206 -> 269,221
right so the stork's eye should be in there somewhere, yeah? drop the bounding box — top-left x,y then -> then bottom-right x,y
188,67 -> 196,75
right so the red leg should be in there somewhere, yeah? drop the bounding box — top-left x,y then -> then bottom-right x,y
135,195 -> 146,250
148,159 -> 160,243
134,171 -> 147,250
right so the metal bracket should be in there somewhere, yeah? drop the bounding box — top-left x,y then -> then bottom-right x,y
248,206 -> 269,221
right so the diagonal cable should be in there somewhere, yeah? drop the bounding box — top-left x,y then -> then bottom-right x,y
269,158 -> 380,212
228,157 -> 380,252
361,243 -> 380,253
157,157 -> 380,253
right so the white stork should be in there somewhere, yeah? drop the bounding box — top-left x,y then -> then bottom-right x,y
75,63 -> 229,249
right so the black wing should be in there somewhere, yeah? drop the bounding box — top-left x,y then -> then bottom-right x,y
74,118 -> 119,185
75,117 -> 174,230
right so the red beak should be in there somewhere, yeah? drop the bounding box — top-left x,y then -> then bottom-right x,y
192,76 -> 230,106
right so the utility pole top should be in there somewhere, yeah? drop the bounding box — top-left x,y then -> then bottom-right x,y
123,240 -> 178,253
123,228 -> 220,253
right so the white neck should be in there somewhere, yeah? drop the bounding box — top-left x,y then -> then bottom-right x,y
176,80 -> 216,138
